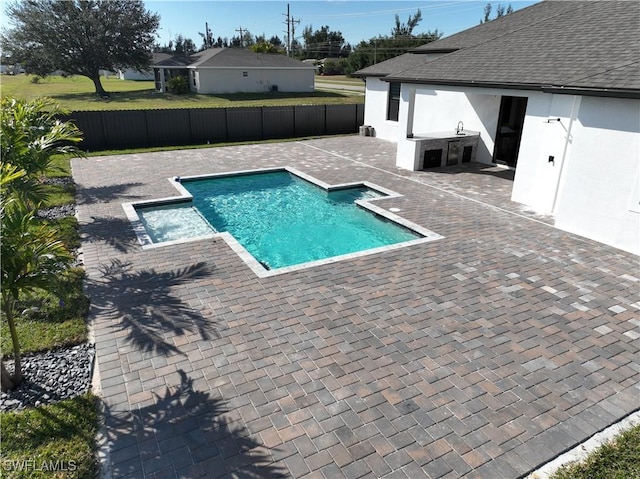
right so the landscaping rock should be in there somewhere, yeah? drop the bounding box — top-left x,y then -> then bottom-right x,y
37,203 -> 76,220
42,177 -> 74,187
0,343 -> 95,411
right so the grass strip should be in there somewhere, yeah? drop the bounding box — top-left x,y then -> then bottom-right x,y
0,393 -> 100,479
0,268 -> 89,355
550,423 -> 640,479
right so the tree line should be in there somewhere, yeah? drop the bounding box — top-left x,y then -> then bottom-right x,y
1,0 -> 511,95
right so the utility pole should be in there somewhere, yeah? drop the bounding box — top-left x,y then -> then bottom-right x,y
235,26 -> 245,47
283,3 -> 291,57
283,4 -> 301,58
205,22 -> 212,48
198,23 -> 213,49
290,15 -> 300,58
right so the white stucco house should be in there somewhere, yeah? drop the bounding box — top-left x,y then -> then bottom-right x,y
356,0 -> 640,255
153,48 -> 315,94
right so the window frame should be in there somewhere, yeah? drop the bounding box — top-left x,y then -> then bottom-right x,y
387,82 -> 401,122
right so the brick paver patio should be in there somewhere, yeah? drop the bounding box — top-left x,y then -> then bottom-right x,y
73,136 -> 639,479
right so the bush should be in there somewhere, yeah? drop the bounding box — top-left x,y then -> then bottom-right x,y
322,58 -> 347,76
167,75 -> 189,94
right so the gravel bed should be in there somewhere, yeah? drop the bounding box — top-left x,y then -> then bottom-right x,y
1,343 -> 95,411
36,176 -> 76,220
42,176 -> 74,186
37,203 -> 76,220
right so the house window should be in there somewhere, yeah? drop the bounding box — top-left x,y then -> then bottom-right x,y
387,82 -> 401,121
192,72 -> 196,87
242,71 -> 248,77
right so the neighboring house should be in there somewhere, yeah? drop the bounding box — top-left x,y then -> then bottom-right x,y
153,48 -> 315,94
118,53 -> 172,81
302,58 -> 322,73
356,0 -> 640,255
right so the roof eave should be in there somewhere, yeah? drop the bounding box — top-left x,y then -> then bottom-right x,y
353,72 -> 388,78
541,85 -> 640,99
380,77 -> 640,99
408,47 -> 460,54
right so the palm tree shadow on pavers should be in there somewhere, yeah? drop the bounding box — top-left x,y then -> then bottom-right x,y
76,182 -> 145,206
88,259 -> 217,356
76,183 -> 147,253
81,215 -> 140,254
104,370 -> 289,478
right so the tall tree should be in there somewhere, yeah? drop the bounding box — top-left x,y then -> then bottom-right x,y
230,29 -> 254,48
392,9 -> 423,37
480,3 -> 513,23
302,25 -> 348,59
250,42 -> 279,54
1,0 -> 160,97
269,35 -> 284,48
344,9 -> 441,73
173,35 -> 197,55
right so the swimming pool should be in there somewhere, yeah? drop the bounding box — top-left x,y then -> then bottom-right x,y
125,168 -> 442,276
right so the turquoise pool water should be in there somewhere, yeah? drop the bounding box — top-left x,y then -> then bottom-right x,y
138,170 -> 422,270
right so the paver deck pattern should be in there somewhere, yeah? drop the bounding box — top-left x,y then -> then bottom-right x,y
72,136 -> 639,479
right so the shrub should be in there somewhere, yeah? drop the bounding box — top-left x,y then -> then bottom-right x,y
322,58 -> 347,76
167,75 -> 189,94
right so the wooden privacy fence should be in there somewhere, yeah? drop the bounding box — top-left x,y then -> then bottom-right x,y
63,104 -> 365,151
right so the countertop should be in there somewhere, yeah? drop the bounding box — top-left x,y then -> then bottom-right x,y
408,130 -> 480,140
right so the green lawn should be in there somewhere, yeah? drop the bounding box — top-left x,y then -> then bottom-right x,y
0,74 -> 363,111
1,393 -> 100,479
550,423 -> 640,479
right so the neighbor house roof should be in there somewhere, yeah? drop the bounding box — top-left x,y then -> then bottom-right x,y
153,54 -> 193,68
153,48 -> 314,70
358,1 -> 640,98
356,53 -> 430,78
151,52 -> 173,64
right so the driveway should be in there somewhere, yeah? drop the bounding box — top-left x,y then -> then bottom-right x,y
73,136 -> 639,479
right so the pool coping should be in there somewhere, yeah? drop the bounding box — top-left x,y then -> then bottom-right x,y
122,166 -> 444,278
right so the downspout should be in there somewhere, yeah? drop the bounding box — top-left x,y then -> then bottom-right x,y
551,95 -> 581,214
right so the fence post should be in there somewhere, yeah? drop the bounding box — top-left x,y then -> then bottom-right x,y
224,108 -> 229,142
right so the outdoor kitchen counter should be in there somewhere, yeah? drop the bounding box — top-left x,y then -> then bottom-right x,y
409,130 -> 480,139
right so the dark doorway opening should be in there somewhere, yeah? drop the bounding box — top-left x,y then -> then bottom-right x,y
493,96 -> 528,167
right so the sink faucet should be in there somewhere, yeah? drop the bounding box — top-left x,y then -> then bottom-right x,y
456,121 -> 464,134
